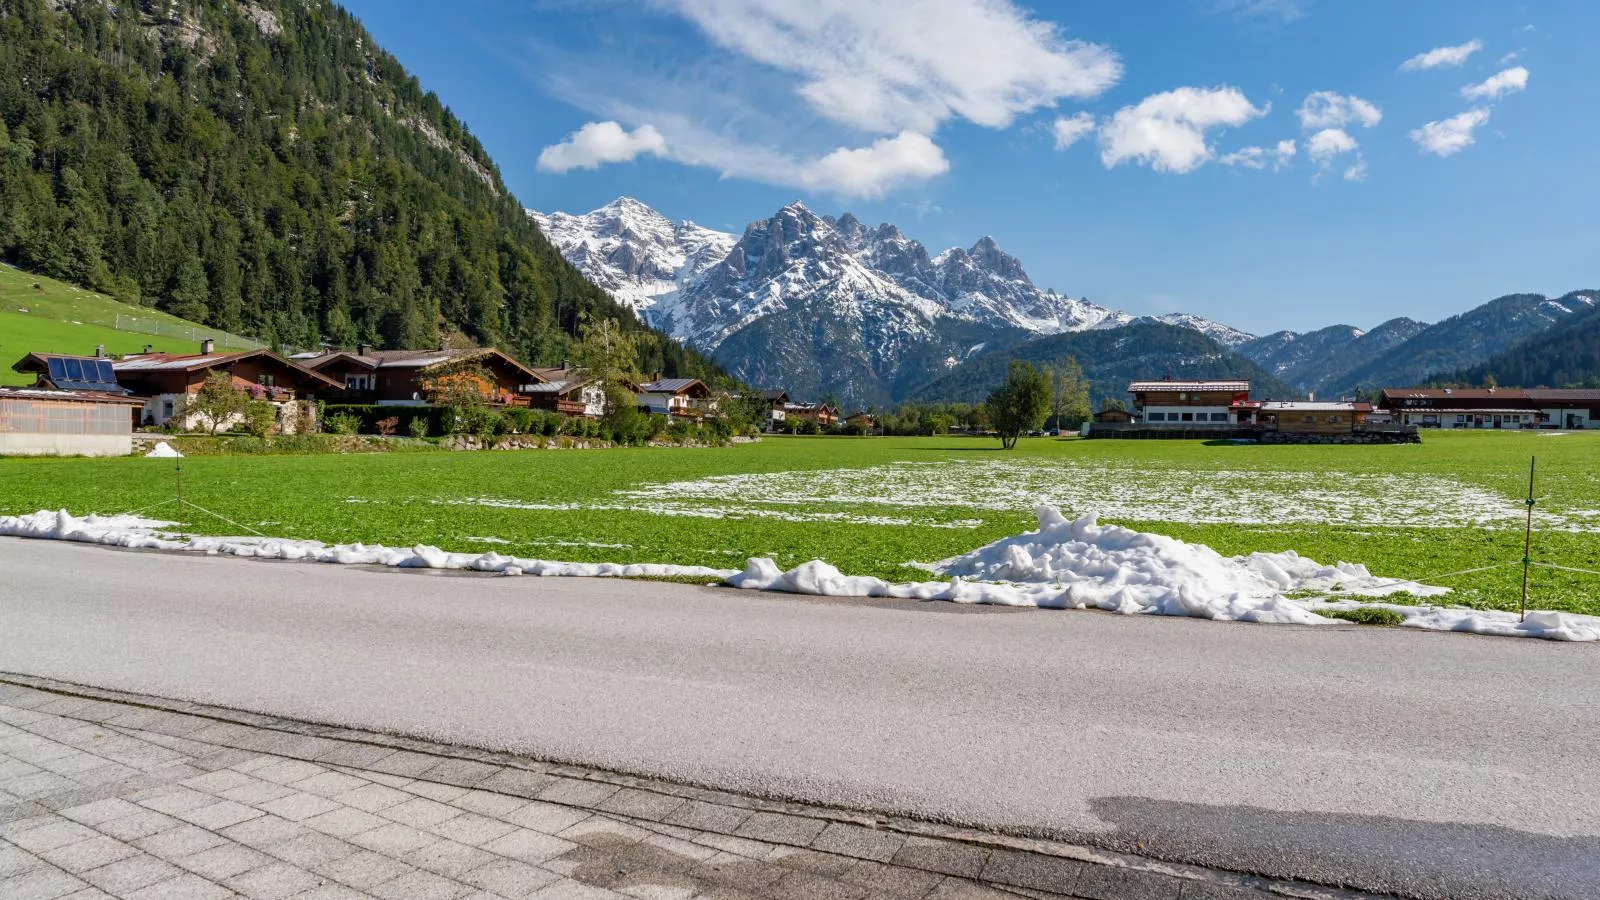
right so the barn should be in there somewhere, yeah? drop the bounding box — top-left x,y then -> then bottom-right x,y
0,387 -> 145,457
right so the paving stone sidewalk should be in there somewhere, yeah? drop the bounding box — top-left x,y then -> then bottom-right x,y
0,677 -> 1376,900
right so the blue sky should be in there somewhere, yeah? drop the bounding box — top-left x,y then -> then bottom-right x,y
343,0 -> 1598,334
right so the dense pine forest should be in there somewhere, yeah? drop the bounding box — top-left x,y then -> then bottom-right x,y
0,0 -> 718,377
1440,298 -> 1600,389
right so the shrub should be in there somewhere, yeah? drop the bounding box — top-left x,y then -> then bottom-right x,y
242,401 -> 278,439
375,416 -> 400,436
408,417 -> 429,439
324,412 -> 361,435
501,407 -> 536,434
1319,606 -> 1406,626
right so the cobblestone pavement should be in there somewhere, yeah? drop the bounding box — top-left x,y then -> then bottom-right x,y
0,676 -> 1382,900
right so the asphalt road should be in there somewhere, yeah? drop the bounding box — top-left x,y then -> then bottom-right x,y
2,538 -> 1597,899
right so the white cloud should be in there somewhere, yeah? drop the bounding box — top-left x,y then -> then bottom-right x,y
1306,127 -> 1358,164
664,0 -> 1121,134
536,121 -> 668,172
1051,112 -> 1096,150
1343,159 -> 1368,182
1400,39 -> 1483,71
1296,92 -> 1381,130
1498,50 -> 1521,65
797,131 -> 950,198
1461,66 -> 1529,101
1409,108 -> 1491,156
1218,139 -> 1296,170
1097,86 -> 1267,173
1210,0 -> 1311,22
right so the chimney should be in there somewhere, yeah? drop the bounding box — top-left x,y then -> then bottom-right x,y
95,344 -> 106,359
652,371 -> 662,383
200,338 -> 215,355
357,342 -> 372,357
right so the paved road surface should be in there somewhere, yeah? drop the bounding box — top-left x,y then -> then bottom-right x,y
2,538 -> 1597,899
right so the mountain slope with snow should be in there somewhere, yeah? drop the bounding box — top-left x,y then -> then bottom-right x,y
527,197 -> 1252,403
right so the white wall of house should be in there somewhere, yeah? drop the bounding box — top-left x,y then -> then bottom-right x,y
1139,405 -> 1234,424
1397,411 -> 1538,428
140,393 -> 312,433
1541,408 -> 1594,429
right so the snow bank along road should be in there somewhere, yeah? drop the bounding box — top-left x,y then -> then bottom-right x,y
3,539 -> 1597,900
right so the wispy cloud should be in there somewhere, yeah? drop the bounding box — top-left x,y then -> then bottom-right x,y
1461,66 -> 1529,101
528,0 -> 1121,197
1098,86 -> 1268,173
1400,39 -> 1482,72
1051,112 -> 1096,151
1296,92 -> 1381,130
1209,0 -> 1311,23
1409,109 -> 1491,156
1218,139 -> 1296,170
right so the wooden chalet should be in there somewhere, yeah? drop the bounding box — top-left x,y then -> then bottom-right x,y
526,367 -> 606,418
637,377 -> 714,419
1378,387 -> 1600,429
757,389 -> 789,431
299,345 -> 546,407
1127,379 -> 1250,425
783,401 -> 839,427
112,342 -> 340,428
1257,401 -> 1372,435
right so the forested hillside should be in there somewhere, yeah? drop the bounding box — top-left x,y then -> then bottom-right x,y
1440,296 -> 1600,388
906,323 -> 1297,408
0,0 -> 717,377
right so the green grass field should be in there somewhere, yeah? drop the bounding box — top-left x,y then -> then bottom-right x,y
0,264 -> 259,384
2,431 -> 1597,615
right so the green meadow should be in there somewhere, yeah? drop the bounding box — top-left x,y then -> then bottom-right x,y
0,265 -> 259,384
1,430 -> 1596,615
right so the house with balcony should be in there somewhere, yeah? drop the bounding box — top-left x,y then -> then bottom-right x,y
637,378 -> 714,419
111,341 -> 339,429
526,367 -> 607,418
1127,379 -> 1251,425
298,345 -> 546,407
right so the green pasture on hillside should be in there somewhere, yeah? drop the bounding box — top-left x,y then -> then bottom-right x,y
0,265 -> 259,384
2,431 -> 1597,615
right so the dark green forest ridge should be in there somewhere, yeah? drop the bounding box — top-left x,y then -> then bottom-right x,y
0,0 -> 719,378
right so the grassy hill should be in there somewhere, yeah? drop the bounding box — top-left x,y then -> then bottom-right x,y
0,264 -> 259,385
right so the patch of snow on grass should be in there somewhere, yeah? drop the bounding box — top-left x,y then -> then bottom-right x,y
144,443 -> 183,458
621,460 -> 1592,530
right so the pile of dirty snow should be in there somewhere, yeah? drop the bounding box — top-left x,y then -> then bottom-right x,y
728,507 -> 1597,641
0,510 -> 734,581
144,443 -> 183,458
3,507 -> 1595,642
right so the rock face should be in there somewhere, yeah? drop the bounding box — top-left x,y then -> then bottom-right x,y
528,197 -> 1252,405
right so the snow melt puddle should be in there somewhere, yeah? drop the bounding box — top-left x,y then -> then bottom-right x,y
3,508 -> 1594,642
621,460 -> 1598,531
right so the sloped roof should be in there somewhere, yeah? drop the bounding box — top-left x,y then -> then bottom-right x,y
1380,388 -> 1530,400
1525,389 -> 1600,402
113,350 -> 341,389
0,386 -> 144,405
638,378 -> 707,394
1128,380 -> 1250,393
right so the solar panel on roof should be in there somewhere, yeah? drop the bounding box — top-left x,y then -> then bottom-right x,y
41,355 -> 125,393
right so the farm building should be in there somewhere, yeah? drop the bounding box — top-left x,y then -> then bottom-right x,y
1526,389 -> 1600,430
1258,401 -> 1372,435
298,346 -> 546,407
114,343 -> 339,429
526,367 -> 606,418
0,387 -> 144,456
1127,379 -> 1251,425
637,378 -> 714,419
1374,387 -> 1600,429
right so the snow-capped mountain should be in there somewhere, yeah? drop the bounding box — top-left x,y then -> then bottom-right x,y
528,198 -> 734,320
526,197 -> 1255,404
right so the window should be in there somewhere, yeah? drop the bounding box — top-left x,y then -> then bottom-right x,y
1180,412 -> 1194,422
1329,415 -> 1341,423
1147,412 -> 1165,422
1302,415 -> 1315,423
1456,414 -> 1466,423
257,374 -> 275,387
1210,412 -> 1228,422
